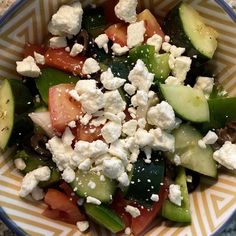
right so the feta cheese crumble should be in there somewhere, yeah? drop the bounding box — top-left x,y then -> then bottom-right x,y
95,34 -> 109,53
168,184 -> 182,206
147,34 -> 163,53
115,0 -> 138,23
101,121 -> 122,143
127,21 -> 146,48
34,52 -> 45,65
14,158 -> 26,171
70,43 -> 84,57
82,58 -> 100,75
62,167 -> 75,183
16,56 -> 41,78
194,76 -> 214,98
86,196 -> 101,205
150,194 -> 159,202
125,205 -> 140,218
213,141 -> 236,170
49,36 -> 67,49
111,43 -> 129,56
76,221 -> 89,232
198,131 -> 218,149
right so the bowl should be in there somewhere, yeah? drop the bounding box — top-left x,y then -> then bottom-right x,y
0,0 -> 236,235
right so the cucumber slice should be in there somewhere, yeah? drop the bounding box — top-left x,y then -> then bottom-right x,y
129,45 -> 170,83
162,167 -> 191,223
70,170 -> 116,203
0,79 -> 14,151
36,68 -> 79,104
163,2 -> 217,61
125,152 -> 165,206
14,150 -> 61,187
167,124 -> 217,178
160,84 -> 210,122
84,203 -> 125,233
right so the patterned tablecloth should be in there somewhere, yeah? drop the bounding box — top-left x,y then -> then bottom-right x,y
0,0 -> 236,235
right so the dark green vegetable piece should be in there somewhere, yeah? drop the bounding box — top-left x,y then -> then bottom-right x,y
162,167 -> 191,223
14,150 -> 61,187
125,152 -> 165,206
163,2 -> 217,61
129,45 -> 171,83
84,203 -> 125,233
36,68 -> 79,104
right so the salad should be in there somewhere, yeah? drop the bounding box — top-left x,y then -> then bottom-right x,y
0,0 -> 236,235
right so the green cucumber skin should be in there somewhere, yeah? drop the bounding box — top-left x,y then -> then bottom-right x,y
84,203 -> 125,233
162,167 -> 191,223
125,152 -> 165,206
163,2 -> 208,61
14,150 -> 61,187
36,68 -> 79,104
207,98 -> 236,129
70,170 -> 116,203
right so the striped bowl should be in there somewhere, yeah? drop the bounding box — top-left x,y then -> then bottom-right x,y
0,0 -> 236,235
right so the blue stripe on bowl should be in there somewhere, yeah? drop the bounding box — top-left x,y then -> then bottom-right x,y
0,0 -> 235,235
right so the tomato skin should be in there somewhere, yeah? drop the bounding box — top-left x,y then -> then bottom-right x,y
24,43 -> 47,58
105,23 -> 127,47
45,48 -> 86,76
76,123 -> 102,142
102,0 -> 120,24
48,84 -> 83,134
59,182 -> 80,205
137,9 -> 165,40
43,188 -> 86,224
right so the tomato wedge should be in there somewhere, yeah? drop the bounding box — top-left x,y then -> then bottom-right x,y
45,48 -> 86,76
59,182 -> 80,205
137,9 -> 165,40
43,188 -> 86,224
24,43 -> 47,58
76,123 -> 103,142
49,84 -> 83,134
105,23 -> 127,47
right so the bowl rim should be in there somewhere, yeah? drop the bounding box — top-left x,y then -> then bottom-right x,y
0,0 -> 236,235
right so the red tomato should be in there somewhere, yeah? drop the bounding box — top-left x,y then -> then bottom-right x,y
131,183 -> 168,236
76,123 -> 102,142
48,84 -> 83,134
102,0 -> 120,24
111,183 -> 168,236
137,9 -> 165,40
43,188 -> 86,224
45,48 -> 86,76
105,23 -> 127,47
24,43 -> 47,58
59,182 -> 80,205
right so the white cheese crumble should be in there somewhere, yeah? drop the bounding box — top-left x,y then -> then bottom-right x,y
70,43 -> 84,57
62,127 -> 75,146
114,0 -> 138,23
125,205 -> 140,218
111,43 -> 129,56
147,101 -> 176,130
109,139 -> 129,163
165,76 -> 181,85
194,76 -> 214,98
103,158 -> 124,179
128,59 -> 154,92
198,131 -> 218,149
49,36 -> 67,49
78,158 -> 92,171
127,21 -> 146,48
14,158 -> 26,171
88,180 -> 96,189
134,128 -> 154,147
16,56 -> 41,78
34,52 -> 45,65
86,196 -> 101,205
168,184 -> 182,206
173,154 -> 181,166
118,172 -> 130,187
122,120 -> 138,137
76,221 -> 89,232
19,166 -> 51,197
101,121 -> 122,143
150,194 -> 159,202
213,141 -> 236,170
62,167 -> 75,183
48,1 -> 83,36
170,45 -> 185,58
150,128 -> 175,152
124,83 -> 136,95
82,58 -> 100,75
147,34 -> 163,53
172,56 -> 192,82
100,68 -> 126,90
95,34 -> 109,53
31,187 -> 45,201
125,227 -> 132,235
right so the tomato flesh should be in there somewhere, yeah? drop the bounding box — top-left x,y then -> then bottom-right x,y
137,9 -> 165,40
24,43 -> 47,58
43,188 -> 86,224
45,48 -> 86,76
76,123 -> 102,142
105,23 -> 127,46
49,84 -> 83,134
